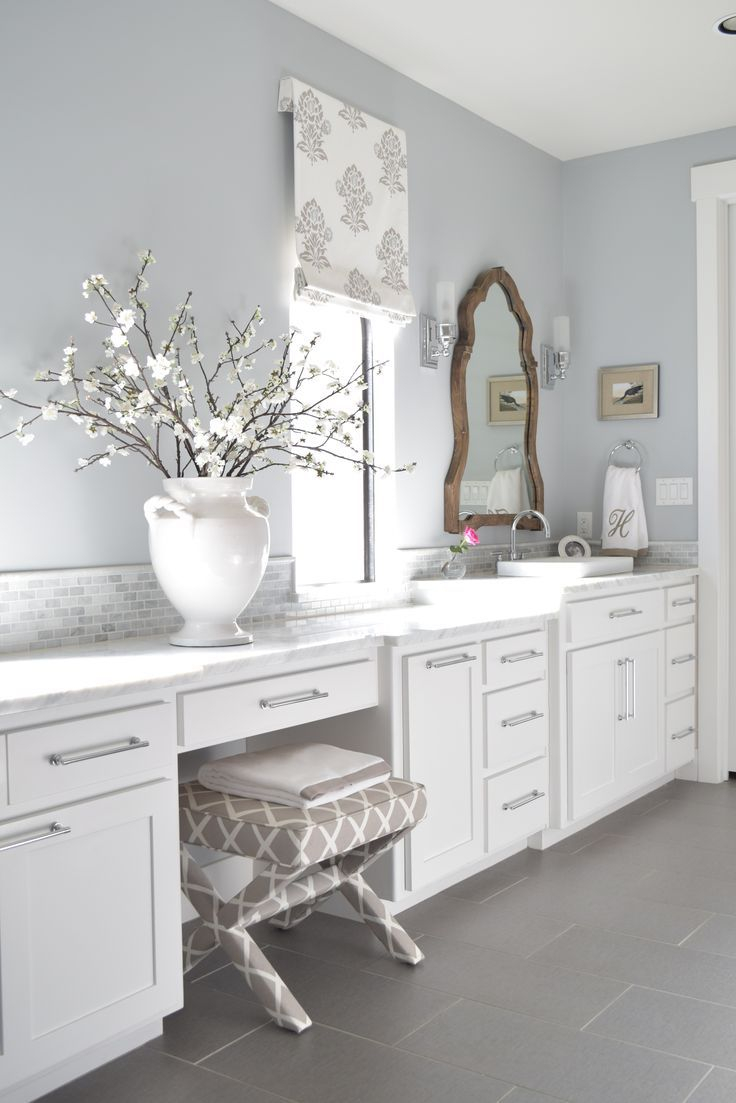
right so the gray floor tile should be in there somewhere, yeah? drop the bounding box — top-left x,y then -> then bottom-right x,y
203,1021 -> 513,1103
633,867 -> 736,917
587,985 -> 736,1069
148,978 -> 268,1062
199,946 -> 457,1044
497,871 -> 709,944
532,925 -> 736,1007
667,780 -> 736,808
367,932 -> 627,1029
400,888 -> 573,956
437,850 -> 541,902
607,811 -> 736,856
687,1067 -> 736,1102
39,1047 -> 288,1102
503,1091 -> 571,1103
399,998 -> 706,1103
262,911 -> 404,970
682,914 -> 736,958
574,833 -> 736,886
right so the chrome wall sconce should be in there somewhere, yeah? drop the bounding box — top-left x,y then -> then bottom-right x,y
420,281 -> 458,368
540,315 -> 570,389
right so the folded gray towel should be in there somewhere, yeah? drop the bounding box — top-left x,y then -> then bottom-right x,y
198,742 -> 391,808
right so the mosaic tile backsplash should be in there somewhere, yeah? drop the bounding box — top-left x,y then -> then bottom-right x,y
0,540 -> 698,654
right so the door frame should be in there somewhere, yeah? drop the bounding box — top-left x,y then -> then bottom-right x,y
691,158 -> 736,781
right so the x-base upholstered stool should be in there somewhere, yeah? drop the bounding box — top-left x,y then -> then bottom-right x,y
179,776 -> 427,1033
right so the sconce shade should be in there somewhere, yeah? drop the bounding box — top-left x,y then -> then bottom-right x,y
553,315 -> 570,351
436,281 -> 456,323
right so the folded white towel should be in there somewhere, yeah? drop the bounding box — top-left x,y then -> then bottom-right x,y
486,468 -> 523,515
198,742 -> 391,808
601,464 -> 648,556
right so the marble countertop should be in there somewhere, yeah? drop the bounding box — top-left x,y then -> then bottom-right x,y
0,565 -> 697,716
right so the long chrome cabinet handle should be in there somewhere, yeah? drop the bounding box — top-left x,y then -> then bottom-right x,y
426,654 -> 476,670
672,597 -> 696,607
500,649 -> 543,664
50,736 -> 149,767
501,710 -> 544,728
260,689 -> 329,710
671,654 -> 696,666
503,789 -> 545,811
0,821 -> 70,854
628,657 -> 636,720
617,658 -> 629,721
672,726 -> 696,741
609,608 -> 643,619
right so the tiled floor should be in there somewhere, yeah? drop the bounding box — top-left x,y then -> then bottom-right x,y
41,779 -> 736,1103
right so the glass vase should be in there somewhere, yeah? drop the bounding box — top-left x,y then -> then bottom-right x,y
440,553 -> 466,580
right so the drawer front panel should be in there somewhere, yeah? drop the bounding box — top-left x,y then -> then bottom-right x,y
666,695 -> 696,772
484,631 -> 546,691
5,702 -> 174,806
567,588 -> 663,646
486,758 -> 548,853
666,582 -> 697,623
179,658 -> 378,748
666,623 -> 697,698
484,681 -> 548,775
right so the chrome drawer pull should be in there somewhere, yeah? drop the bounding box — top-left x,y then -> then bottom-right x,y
260,689 -> 329,710
609,608 -> 643,619
426,654 -> 476,670
501,710 -> 544,728
502,789 -> 545,811
50,736 -> 149,767
672,597 -> 696,607
671,654 -> 696,666
671,726 -> 696,741
0,822 -> 70,854
500,649 -> 543,664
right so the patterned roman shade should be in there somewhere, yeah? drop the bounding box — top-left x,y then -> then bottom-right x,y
278,77 -> 415,326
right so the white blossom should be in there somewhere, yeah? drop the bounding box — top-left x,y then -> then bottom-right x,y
147,353 -> 173,381
121,357 -> 140,378
41,404 -> 59,421
84,311 -> 97,324
115,308 -> 136,333
109,327 -> 127,349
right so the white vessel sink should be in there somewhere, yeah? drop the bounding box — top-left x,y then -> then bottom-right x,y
497,556 -> 633,578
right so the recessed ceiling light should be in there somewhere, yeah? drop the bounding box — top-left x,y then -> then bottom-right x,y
715,13 -> 736,33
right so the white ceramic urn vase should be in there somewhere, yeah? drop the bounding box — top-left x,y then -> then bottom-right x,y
144,476 -> 270,647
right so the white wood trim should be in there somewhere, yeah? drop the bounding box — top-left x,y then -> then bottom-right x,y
692,159 -> 736,781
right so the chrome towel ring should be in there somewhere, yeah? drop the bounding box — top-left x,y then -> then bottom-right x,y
608,439 -> 642,473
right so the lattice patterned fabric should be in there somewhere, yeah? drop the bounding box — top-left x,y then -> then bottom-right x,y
180,776 -> 427,868
179,775 -> 427,1033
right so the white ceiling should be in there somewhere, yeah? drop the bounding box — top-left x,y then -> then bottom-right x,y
267,0 -> 736,160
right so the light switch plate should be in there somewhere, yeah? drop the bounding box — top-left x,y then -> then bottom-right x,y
577,511 -> 593,538
656,477 -> 693,506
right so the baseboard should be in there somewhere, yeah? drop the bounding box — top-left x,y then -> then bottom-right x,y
1,1020 -> 162,1103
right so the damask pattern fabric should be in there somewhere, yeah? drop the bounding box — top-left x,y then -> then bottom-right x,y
279,77 -> 415,325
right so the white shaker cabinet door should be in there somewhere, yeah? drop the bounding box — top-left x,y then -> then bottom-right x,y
0,780 -> 182,1097
404,646 -> 483,888
615,632 -> 664,791
568,639 -> 620,820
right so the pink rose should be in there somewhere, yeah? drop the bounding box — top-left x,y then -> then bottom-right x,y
463,526 -> 480,546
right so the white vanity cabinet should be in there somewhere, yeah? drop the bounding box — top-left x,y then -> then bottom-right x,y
0,696 -> 182,1103
560,572 -> 697,832
401,622 -> 550,894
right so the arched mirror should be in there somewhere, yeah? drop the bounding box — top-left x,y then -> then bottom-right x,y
444,267 -> 543,532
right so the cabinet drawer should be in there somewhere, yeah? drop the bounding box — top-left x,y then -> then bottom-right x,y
486,758 -> 548,852
484,631 -> 546,691
567,588 -> 663,646
484,681 -> 548,775
179,658 -> 378,749
666,623 -> 697,698
5,702 -> 175,806
666,583 -> 697,623
666,695 -> 696,771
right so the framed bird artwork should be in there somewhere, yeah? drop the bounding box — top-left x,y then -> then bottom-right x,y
487,374 -> 528,425
598,363 -> 659,420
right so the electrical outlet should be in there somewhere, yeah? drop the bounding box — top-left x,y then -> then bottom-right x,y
577,511 -> 593,538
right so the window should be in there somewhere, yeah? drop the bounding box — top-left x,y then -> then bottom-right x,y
290,299 -> 395,587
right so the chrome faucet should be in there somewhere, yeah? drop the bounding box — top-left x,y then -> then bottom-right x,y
509,509 -> 551,561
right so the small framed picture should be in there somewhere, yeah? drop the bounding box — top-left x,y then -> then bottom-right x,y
488,374 -> 527,425
598,363 -> 659,420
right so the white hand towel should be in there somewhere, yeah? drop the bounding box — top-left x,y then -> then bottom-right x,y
198,742 -> 391,808
601,465 -> 649,556
486,468 -> 523,515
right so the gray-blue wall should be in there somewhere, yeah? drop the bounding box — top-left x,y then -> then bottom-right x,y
0,0 -> 564,570
561,126 -> 736,541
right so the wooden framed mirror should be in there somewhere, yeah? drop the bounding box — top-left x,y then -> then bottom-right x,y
444,267 -> 543,533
